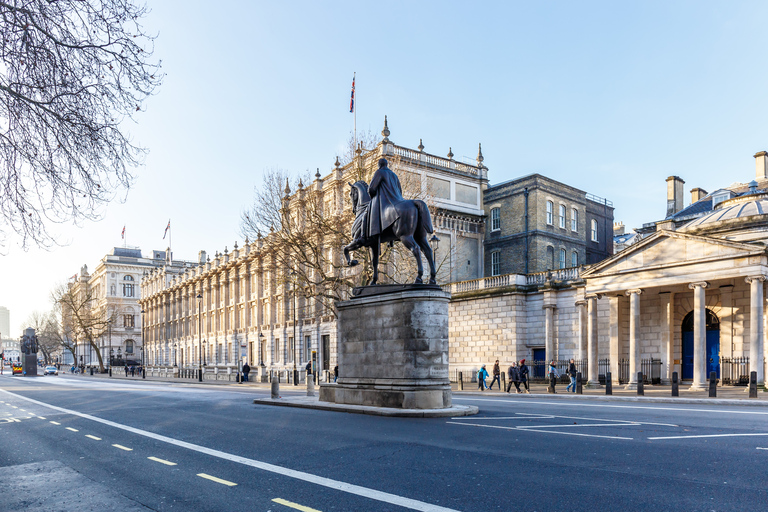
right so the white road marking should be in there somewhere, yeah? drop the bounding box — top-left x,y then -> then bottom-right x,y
0,388 -> 460,512
197,473 -> 237,486
445,421 -> 634,440
453,397 -> 768,415
648,433 -> 768,440
113,444 -> 133,451
49,421 -> 61,425
450,412 -> 678,427
757,447 -> 768,450
85,435 -> 101,440
66,427 -> 79,432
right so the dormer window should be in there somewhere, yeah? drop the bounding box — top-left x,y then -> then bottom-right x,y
712,192 -> 730,207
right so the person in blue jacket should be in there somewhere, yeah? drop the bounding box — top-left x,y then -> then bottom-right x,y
477,364 -> 489,391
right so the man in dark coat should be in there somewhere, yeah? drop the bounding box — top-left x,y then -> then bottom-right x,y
368,158 -> 404,238
242,362 -> 250,382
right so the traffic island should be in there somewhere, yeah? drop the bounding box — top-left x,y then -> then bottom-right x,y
253,395 -> 477,417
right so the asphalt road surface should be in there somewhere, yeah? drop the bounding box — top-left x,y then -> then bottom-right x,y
1,374 -> 766,511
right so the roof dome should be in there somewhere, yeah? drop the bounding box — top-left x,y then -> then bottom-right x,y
680,192 -> 768,238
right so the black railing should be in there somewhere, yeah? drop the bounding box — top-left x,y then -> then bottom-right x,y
721,357 -> 750,386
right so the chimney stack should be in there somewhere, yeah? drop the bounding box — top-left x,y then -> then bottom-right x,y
613,222 -> 625,236
666,176 -> 685,217
755,151 -> 768,180
690,187 -> 707,204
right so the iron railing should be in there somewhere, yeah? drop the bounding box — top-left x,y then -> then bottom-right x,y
720,357 -> 750,386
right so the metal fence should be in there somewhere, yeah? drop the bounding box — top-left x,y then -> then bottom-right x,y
720,357 -> 750,386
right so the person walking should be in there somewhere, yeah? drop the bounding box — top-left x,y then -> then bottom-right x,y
124,364 -> 129,377
334,365 -> 339,383
488,360 -> 501,390
566,359 -> 577,393
547,361 -> 560,393
506,362 -> 521,393
518,359 -> 530,393
242,362 -> 251,382
477,364 -> 489,391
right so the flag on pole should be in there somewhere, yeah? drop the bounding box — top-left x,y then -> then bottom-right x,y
121,226 -> 125,239
163,220 -> 170,240
71,273 -> 78,280
349,73 -> 355,113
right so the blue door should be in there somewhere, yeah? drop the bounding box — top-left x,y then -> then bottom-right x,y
533,348 -> 545,379
682,331 -> 694,380
706,330 -> 720,379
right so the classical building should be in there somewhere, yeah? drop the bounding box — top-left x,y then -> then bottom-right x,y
483,174 -> 613,276
64,247 -> 196,368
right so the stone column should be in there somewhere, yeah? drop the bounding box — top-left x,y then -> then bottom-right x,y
608,295 -> 622,385
746,276 -> 766,386
659,292 -> 674,384
544,304 -> 556,363
586,295 -> 600,387
625,289 -> 643,389
575,300 -> 587,362
688,281 -> 709,390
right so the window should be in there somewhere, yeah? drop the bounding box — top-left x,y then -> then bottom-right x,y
559,248 -> 566,269
546,246 -> 554,270
571,208 -> 578,231
288,337 -> 294,363
490,208 -> 500,231
559,204 -> 566,229
122,275 -> 134,297
304,335 -> 311,362
125,340 -> 134,354
571,251 -> 578,267
491,251 -> 500,276
427,176 -> 450,200
546,201 -> 554,225
456,183 -> 478,205
591,219 -> 598,242
124,315 -> 134,328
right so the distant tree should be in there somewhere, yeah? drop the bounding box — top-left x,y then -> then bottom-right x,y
0,0 -> 163,249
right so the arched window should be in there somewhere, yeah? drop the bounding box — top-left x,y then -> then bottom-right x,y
546,201 -> 554,225
546,246 -> 554,270
123,275 -> 134,297
125,340 -> 134,354
591,219 -> 598,242
571,251 -> 578,267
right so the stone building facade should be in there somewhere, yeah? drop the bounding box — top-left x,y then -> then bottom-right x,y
483,174 -> 614,277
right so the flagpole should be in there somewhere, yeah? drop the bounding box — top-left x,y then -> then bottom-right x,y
354,72 -> 357,154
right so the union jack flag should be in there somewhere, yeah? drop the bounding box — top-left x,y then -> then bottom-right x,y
349,74 -> 355,113
121,226 -> 125,239
163,220 -> 170,239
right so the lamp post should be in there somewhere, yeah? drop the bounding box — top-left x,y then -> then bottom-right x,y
197,293 -> 203,382
140,308 -> 145,370
429,234 -> 441,281
173,342 -> 178,367
290,271 -> 298,386
258,332 -> 264,366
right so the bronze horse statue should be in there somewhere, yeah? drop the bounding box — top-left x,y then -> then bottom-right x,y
343,180 -> 437,285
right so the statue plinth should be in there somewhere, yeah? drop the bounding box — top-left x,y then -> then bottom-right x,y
320,286 -> 451,409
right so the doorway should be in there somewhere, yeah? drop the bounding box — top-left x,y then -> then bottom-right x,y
681,309 -> 720,380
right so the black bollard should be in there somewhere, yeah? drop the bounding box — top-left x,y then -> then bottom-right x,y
576,372 -> 583,394
672,371 -> 679,396
709,371 -> 717,398
109,367 -> 112,377
637,372 -> 644,396
749,371 -> 757,398
606,372 -> 613,395
142,368 -> 146,379
501,373 -> 506,392
458,371 -> 464,391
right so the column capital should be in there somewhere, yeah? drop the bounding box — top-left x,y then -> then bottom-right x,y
688,281 -> 709,290
624,289 -> 643,296
543,304 -> 557,310
745,275 -> 767,284
585,293 -> 603,300
574,300 -> 587,307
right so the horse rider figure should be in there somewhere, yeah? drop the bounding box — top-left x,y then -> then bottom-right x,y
368,158 -> 404,241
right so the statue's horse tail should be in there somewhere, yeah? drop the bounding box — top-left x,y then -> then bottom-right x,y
415,200 -> 433,234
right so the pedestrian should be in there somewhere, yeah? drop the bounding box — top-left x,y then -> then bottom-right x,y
566,358 -> 577,393
547,360 -> 560,393
488,359 -> 501,390
506,362 -> 522,393
305,360 -> 312,374
334,365 -> 339,383
124,364 -> 128,377
477,364 -> 489,391
130,365 -> 135,377
242,362 -> 251,382
518,359 -> 530,393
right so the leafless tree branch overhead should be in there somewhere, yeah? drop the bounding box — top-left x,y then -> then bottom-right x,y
0,0 -> 163,249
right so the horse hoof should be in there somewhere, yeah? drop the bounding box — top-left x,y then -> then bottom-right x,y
429,278 -> 437,285
414,278 -> 424,285
349,260 -> 359,267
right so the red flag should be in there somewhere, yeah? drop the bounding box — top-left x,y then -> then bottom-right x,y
163,220 -> 170,239
349,74 -> 355,113
121,226 -> 125,239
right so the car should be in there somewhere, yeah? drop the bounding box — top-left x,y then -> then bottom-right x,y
43,366 -> 58,376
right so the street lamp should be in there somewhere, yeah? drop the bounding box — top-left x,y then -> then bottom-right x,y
258,332 -> 264,366
197,293 -> 203,382
290,270 -> 298,386
173,342 -> 178,367
140,308 -> 145,370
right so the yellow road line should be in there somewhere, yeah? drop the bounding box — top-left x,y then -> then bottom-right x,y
113,444 -> 133,451
49,421 -> 61,425
272,498 -> 322,512
148,457 -> 176,466
65,427 -> 79,432
85,435 -> 101,440
197,473 -> 237,486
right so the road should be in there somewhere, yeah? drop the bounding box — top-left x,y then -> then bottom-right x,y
0,374 -> 766,511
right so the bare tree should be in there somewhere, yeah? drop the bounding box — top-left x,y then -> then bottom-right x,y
0,1 -> 163,249
52,281 -> 113,371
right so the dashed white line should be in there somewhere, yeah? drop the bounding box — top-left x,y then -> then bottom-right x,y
113,444 -> 133,451
148,456 -> 177,466
85,435 -> 101,440
65,427 -> 78,432
197,473 -> 237,486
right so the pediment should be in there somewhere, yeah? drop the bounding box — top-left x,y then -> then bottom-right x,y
584,230 -> 765,277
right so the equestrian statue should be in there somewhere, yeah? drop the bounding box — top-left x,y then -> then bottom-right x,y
343,157 -> 437,285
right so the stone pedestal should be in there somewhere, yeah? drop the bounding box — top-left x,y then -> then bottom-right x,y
319,285 -> 451,409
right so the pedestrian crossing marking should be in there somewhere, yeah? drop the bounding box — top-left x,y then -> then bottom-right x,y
197,473 -> 237,486
272,498 -> 322,511
148,456 -> 176,466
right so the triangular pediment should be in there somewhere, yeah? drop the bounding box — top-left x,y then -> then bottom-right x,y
584,230 -> 766,278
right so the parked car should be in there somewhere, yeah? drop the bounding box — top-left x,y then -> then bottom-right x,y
44,366 -> 59,376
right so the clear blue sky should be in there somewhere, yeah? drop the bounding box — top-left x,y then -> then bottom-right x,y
3,0 -> 768,337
